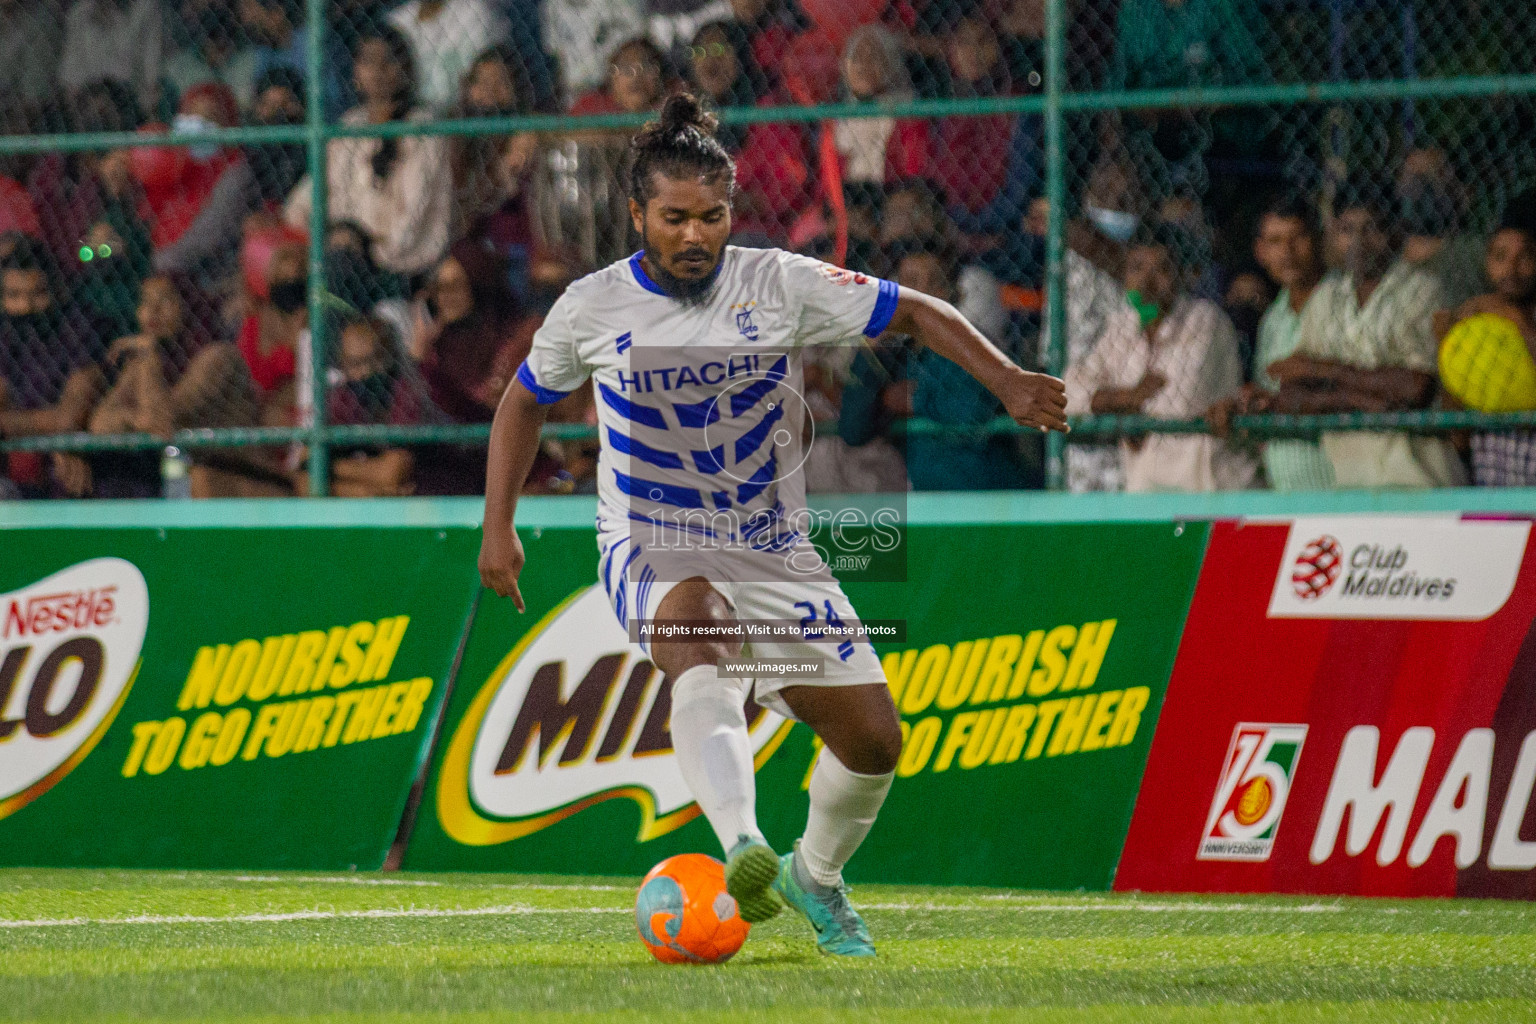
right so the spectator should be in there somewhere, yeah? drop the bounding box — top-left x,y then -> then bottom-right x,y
650,0 -> 736,64
58,0 -> 165,109
880,179 -> 950,248
31,81 -> 146,276
84,274 -> 257,496
1272,182 -> 1465,488
832,26 -> 929,187
165,0 -> 262,109
687,21 -> 810,245
1104,0 -> 1268,199
1445,207 -> 1536,487
236,232 -> 306,425
154,69 -> 309,282
388,0 -> 510,113
728,0 -> 813,93
130,84 -> 246,252
325,219 -> 411,344
409,239 -> 538,493
0,0 -> 64,107
0,241 -> 107,496
74,202 -> 154,342
284,27 -> 452,278
294,315 -> 422,496
1209,197 -> 1334,490
1397,147 -> 1485,315
1065,222 -> 1256,491
899,235 -> 1033,489
240,0 -> 350,118
572,37 -> 671,115
931,11 -> 1040,245
541,0 -> 647,101
0,142 -> 42,243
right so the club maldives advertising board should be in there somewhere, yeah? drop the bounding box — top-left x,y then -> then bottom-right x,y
1116,515 -> 1536,900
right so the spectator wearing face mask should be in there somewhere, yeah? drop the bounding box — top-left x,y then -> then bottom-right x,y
0,241 -> 108,495
1208,197 -> 1334,490
1269,178 -> 1464,488
58,0 -> 165,110
388,0 -> 511,113
236,233 -> 307,425
154,69 -> 310,283
129,83 -> 246,253
1441,195 -> 1536,487
1066,222 -> 1256,491
324,219 -> 411,349
166,0 -> 262,109
292,315 -> 426,497
284,27 -> 453,278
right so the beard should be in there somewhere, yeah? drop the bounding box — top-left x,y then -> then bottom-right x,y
641,227 -> 722,308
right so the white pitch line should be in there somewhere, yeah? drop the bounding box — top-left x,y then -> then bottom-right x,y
0,905 -> 629,929
230,876 -> 625,892
0,899 -> 1354,930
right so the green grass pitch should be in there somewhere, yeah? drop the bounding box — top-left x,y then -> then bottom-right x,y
2,869 -> 1535,1023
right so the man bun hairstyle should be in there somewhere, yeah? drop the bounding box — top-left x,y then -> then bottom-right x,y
628,92 -> 736,206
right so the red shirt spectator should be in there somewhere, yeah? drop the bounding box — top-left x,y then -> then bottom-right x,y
130,84 -> 245,250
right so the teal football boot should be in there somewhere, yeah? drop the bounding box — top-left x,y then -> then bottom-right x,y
772,841 -> 876,957
725,836 -> 782,924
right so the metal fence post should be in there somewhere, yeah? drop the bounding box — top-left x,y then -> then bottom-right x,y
1043,0 -> 1067,491
305,0 -> 330,496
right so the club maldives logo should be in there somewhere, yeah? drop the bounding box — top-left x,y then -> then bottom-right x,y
1198,723 -> 1307,861
436,586 -> 792,846
1268,517 -> 1530,621
0,559 -> 148,820
1292,535 -> 1343,599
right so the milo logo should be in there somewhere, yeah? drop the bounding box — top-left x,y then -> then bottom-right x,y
0,559 -> 148,819
436,586 -> 791,846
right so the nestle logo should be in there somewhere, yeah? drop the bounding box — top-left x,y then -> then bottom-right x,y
3,587 -> 118,639
1292,536 -> 1343,600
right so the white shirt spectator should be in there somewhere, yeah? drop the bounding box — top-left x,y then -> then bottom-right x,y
57,0 -> 165,107
284,108 -> 452,276
1066,295 -> 1257,491
542,0 -> 647,100
389,0 -> 510,113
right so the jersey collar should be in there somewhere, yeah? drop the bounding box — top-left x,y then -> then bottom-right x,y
628,250 -> 725,298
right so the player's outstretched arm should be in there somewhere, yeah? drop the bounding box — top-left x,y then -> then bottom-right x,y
885,289 -> 1069,433
479,378 -> 552,612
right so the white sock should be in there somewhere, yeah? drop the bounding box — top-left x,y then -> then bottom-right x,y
797,748 -> 894,889
669,664 -> 765,854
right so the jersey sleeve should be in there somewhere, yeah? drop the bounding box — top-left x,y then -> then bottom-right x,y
515,289 -> 590,403
778,251 -> 901,348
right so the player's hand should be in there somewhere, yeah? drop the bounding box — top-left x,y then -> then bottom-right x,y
479,523 -> 526,612
998,367 -> 1070,433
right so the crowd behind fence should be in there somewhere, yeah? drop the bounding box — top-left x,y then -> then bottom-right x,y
1,0 -> 1535,498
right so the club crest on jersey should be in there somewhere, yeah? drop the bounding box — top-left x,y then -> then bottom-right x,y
731,302 -> 759,340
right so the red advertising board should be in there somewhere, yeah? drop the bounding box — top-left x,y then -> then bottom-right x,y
1116,516 -> 1536,900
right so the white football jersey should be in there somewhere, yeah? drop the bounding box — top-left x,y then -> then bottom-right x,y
517,247 -> 900,541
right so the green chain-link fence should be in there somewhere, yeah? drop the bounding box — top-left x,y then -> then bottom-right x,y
1,0 -> 1535,496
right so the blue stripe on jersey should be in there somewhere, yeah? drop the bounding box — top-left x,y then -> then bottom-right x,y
608,426 -> 685,470
736,452 -> 776,504
636,565 -> 656,630
672,394 -> 721,428
734,401 -> 785,464
615,469 -> 706,508
615,331 -> 632,353
599,380 -> 668,429
711,490 -> 731,510
692,445 -> 725,473
516,360 -> 572,404
605,538 -> 640,601
864,279 -> 901,338
628,252 -> 668,296
728,355 -> 788,417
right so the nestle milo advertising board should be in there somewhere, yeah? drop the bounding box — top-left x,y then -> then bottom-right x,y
0,527 -> 480,869
405,520 -> 1207,889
